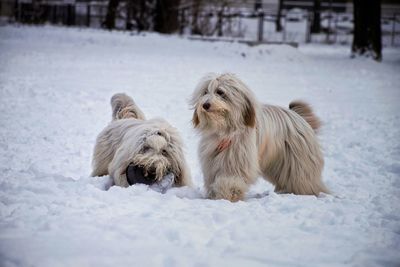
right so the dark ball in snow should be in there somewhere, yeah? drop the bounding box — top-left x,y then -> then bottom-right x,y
126,163 -> 156,186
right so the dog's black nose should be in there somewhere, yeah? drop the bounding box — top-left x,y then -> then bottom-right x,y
202,102 -> 211,111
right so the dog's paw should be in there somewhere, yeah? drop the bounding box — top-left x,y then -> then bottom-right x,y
228,187 -> 244,202
208,187 -> 244,202
208,177 -> 247,202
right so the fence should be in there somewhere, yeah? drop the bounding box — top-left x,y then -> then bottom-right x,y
177,3 -> 400,47
1,0 -> 399,47
1,0 -> 110,28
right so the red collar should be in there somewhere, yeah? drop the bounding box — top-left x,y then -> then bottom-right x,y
217,138 -> 232,153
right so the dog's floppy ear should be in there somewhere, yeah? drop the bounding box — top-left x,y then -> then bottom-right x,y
192,109 -> 200,127
243,95 -> 256,128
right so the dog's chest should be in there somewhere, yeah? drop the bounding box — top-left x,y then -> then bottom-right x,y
200,138 -> 241,169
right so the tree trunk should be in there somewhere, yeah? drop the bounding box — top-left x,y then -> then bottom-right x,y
154,0 -> 180,33
191,0 -> 201,35
311,0 -> 321,33
126,0 -> 132,30
276,0 -> 283,32
216,8 -> 223,37
132,0 -> 148,32
352,0 -> 381,61
104,0 -> 120,30
254,0 -> 262,12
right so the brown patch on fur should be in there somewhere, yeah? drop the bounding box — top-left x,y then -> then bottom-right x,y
258,135 -> 269,162
289,101 -> 321,132
217,138 -> 232,153
192,109 -> 200,127
244,95 -> 256,128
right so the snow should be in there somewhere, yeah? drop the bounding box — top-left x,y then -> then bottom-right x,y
0,25 -> 400,267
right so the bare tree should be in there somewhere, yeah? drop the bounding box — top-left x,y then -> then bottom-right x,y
126,0 -> 133,30
132,0 -> 154,32
351,0 -> 382,61
191,0 -> 202,35
154,0 -> 180,33
104,0 -> 120,30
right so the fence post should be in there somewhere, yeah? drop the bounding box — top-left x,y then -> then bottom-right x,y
334,14 -> 338,43
15,0 -> 21,22
283,12 -> 287,42
392,14 -> 396,46
86,3 -> 91,27
53,4 -> 57,24
217,9 -> 223,36
179,8 -> 184,34
126,1 -> 132,30
326,0 -> 332,43
66,4 -> 75,26
52,4 -> 56,24
305,12 -> 311,43
257,10 -> 264,42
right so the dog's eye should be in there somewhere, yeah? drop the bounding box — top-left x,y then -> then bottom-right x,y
142,146 -> 150,152
216,89 -> 225,97
203,90 -> 208,95
162,149 -> 168,156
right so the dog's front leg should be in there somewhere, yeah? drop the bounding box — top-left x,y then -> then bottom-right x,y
111,172 -> 130,188
207,176 -> 249,202
109,163 -> 129,187
108,153 -> 130,188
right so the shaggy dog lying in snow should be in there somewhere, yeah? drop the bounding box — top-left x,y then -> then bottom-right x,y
91,93 -> 191,190
190,73 -> 328,202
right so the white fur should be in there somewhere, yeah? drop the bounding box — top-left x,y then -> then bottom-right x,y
92,93 -> 191,188
191,73 -> 328,201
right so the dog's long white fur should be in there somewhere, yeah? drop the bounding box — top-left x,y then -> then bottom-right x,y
92,93 -> 191,188
191,73 -> 328,201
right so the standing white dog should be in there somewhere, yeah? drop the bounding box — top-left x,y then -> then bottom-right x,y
92,93 -> 191,188
190,73 -> 328,202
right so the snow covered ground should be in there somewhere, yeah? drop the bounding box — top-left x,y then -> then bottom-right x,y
0,25 -> 399,267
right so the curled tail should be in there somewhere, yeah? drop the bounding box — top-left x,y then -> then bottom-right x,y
289,101 -> 321,133
111,93 -> 146,121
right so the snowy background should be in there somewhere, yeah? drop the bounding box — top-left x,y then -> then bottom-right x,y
0,25 -> 399,267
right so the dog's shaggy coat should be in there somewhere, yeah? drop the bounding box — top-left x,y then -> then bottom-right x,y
191,73 -> 328,201
92,93 -> 191,187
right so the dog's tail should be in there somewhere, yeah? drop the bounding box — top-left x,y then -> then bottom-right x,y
289,101 -> 321,133
111,93 -> 146,121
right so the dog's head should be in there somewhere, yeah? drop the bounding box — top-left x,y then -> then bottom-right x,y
132,129 -> 173,182
190,73 -> 257,133
128,122 -> 188,185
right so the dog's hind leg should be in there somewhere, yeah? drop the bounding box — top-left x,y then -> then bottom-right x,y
261,139 -> 328,196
